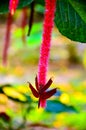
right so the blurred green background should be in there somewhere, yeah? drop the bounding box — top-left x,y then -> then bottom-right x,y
0,6 -> 86,130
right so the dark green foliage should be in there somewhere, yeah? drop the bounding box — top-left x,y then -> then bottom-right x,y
55,0 -> 86,43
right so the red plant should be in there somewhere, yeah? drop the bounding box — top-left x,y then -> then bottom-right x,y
2,0 -> 19,65
2,13 -> 13,65
9,0 -> 19,15
28,76 -> 56,108
38,0 -> 56,85
28,0 -> 57,108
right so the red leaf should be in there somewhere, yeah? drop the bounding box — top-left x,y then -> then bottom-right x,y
42,88 -> 57,99
35,76 -> 39,91
28,82 -> 39,98
41,78 -> 53,92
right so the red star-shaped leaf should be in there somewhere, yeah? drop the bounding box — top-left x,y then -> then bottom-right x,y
28,76 -> 57,108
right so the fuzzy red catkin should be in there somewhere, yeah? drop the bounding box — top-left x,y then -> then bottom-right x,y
2,13 -> 12,65
38,0 -> 56,107
2,0 -> 19,65
9,0 -> 19,15
27,0 -> 57,108
38,0 -> 56,86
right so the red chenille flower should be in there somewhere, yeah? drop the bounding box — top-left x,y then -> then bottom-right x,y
28,0 -> 57,108
28,76 -> 57,108
9,0 -> 19,15
2,13 -> 13,65
37,0 -> 56,107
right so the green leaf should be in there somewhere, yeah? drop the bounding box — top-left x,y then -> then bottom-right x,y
45,100 -> 77,113
69,0 -> 86,23
0,0 -> 33,14
55,0 -> 86,43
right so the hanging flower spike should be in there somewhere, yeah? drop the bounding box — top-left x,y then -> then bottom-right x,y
3,0 -> 19,65
28,0 -> 57,108
2,13 -> 13,65
9,0 -> 19,15
28,76 -> 56,108
38,0 -> 56,85
38,0 -> 57,107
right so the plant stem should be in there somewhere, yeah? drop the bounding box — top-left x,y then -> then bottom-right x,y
21,7 -> 28,44
27,1 -> 35,36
